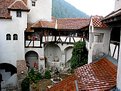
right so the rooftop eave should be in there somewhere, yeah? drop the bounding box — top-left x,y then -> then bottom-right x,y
8,8 -> 30,12
31,26 -> 55,30
0,16 -> 12,19
103,15 -> 121,24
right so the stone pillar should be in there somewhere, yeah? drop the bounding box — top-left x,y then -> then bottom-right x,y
88,31 -> 93,64
117,29 -> 121,90
17,60 -> 28,91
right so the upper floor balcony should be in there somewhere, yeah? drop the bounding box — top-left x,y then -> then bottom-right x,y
25,35 -> 83,48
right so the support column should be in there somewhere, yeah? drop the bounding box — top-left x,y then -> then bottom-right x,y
117,28 -> 121,90
88,31 -> 93,64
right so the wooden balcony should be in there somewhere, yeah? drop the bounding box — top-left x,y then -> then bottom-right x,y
25,36 -> 82,48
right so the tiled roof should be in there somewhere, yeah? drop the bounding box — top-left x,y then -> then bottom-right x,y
31,19 -> 56,29
31,18 -> 90,30
75,58 -> 117,90
47,75 -> 77,91
22,0 -> 27,5
92,16 -> 108,28
57,18 -> 90,30
26,23 -> 34,32
47,58 -> 117,91
0,0 -> 28,19
8,0 -> 29,11
0,0 -> 14,19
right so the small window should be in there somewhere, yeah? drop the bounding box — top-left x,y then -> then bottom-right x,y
32,1 -> 36,6
13,34 -> 18,40
16,11 -> 22,17
6,34 -> 11,40
94,33 -> 104,43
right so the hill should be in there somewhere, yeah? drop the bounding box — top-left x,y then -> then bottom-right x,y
52,0 -> 89,18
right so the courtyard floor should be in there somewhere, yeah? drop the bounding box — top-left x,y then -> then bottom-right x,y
38,73 -> 72,91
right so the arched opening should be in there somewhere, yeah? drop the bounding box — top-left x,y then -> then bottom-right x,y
0,63 -> 17,81
44,43 -> 61,68
25,51 -> 39,69
64,46 -> 73,68
13,34 -> 18,40
6,34 -> 11,40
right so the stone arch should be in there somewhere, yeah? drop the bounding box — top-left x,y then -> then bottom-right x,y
0,63 -> 17,81
25,51 -> 39,69
44,43 -> 61,68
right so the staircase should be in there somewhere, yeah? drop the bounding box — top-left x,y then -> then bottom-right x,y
0,63 -> 17,90
0,69 -> 11,81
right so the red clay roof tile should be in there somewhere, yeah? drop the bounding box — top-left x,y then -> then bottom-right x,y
75,58 -> 117,90
47,58 -> 116,91
47,75 -> 77,91
31,19 -> 56,29
92,16 -> 108,28
0,0 -> 15,19
57,18 -> 90,30
31,18 -> 90,30
8,0 -> 29,11
0,0 -> 28,19
22,0 -> 27,5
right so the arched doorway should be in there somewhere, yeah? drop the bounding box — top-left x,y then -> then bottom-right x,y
44,43 -> 61,68
25,51 -> 39,69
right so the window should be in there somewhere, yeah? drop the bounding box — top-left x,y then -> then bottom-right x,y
94,33 -> 104,43
6,34 -> 11,40
16,11 -> 22,17
32,1 -> 36,6
13,34 -> 18,40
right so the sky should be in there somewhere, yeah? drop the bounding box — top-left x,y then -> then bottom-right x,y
65,0 -> 115,16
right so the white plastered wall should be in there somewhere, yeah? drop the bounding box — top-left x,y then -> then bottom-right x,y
27,0 -> 52,23
88,18 -> 111,63
0,11 -> 27,67
115,0 -> 121,11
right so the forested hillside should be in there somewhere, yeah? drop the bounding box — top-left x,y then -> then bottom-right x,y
52,0 -> 89,18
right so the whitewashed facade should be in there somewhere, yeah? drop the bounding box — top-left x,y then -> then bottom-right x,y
27,0 -> 52,23
87,16 -> 111,63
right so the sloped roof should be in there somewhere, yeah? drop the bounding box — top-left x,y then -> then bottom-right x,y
22,0 -> 27,5
92,16 -> 108,28
47,58 -> 117,91
8,0 -> 29,11
31,18 -> 90,30
47,75 -> 77,91
75,58 -> 117,90
26,23 -> 34,32
57,18 -> 90,30
0,0 -> 14,19
0,0 -> 28,19
103,9 -> 121,23
31,16 -> 107,31
31,19 -> 56,29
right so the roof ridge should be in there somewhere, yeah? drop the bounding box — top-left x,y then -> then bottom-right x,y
8,0 -> 28,9
20,0 -> 27,7
57,18 -> 90,20
8,0 -> 17,9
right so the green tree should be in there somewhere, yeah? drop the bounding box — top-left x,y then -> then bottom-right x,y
28,69 -> 42,83
21,69 -> 42,91
44,70 -> 51,79
70,41 -> 88,69
21,77 -> 30,91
